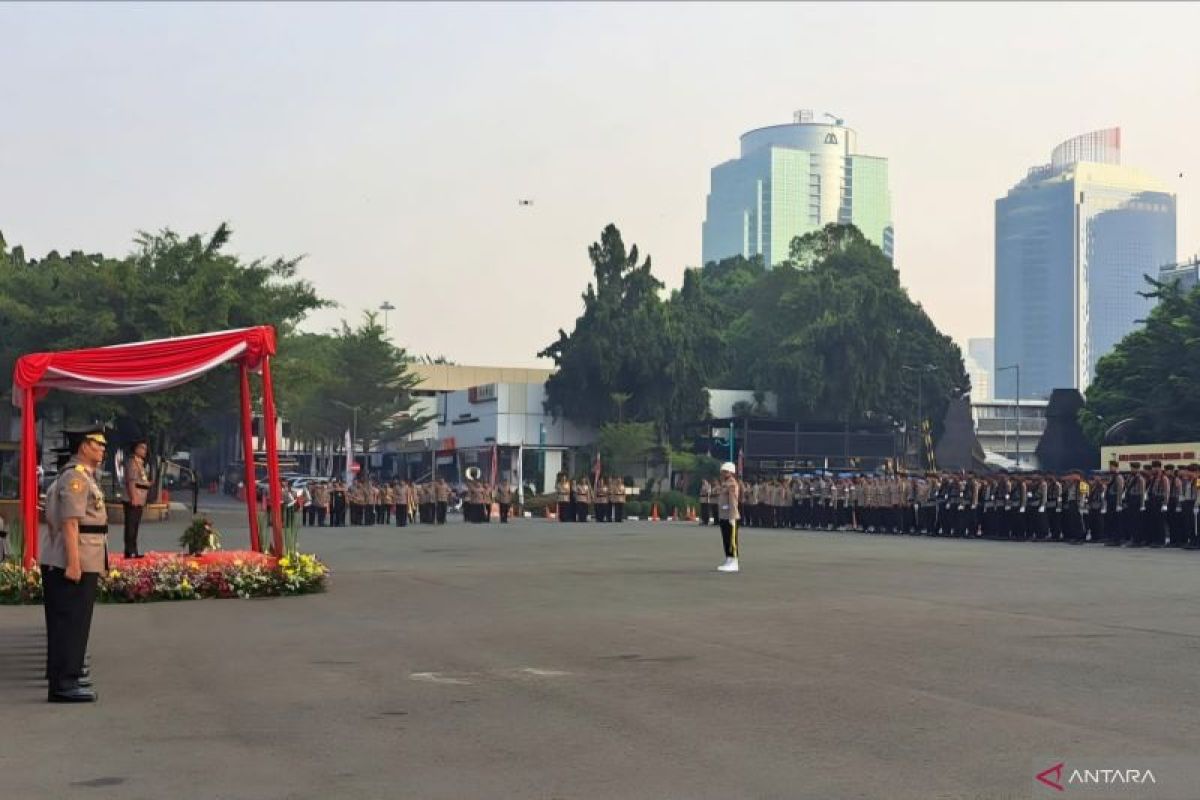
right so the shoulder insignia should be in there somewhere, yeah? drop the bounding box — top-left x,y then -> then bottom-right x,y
69,480 -> 85,494
74,464 -> 87,473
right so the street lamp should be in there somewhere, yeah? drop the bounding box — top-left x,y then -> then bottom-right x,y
379,301 -> 396,334
902,364 -> 937,469
332,400 -> 362,450
996,364 -> 1021,466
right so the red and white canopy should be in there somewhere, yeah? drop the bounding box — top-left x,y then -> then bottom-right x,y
12,326 -> 276,404
13,325 -> 283,568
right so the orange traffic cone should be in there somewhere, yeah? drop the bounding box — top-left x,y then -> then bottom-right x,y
650,503 -> 660,522
688,506 -> 698,522
544,505 -> 554,520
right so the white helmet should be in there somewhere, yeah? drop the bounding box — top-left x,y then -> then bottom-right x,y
720,462 -> 737,474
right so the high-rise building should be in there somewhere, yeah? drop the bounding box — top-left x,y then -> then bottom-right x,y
702,110 -> 893,268
994,128 -> 1175,400
1159,256 -> 1199,293
965,337 -> 994,402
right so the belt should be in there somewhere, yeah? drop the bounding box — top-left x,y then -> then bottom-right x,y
80,524 -> 109,534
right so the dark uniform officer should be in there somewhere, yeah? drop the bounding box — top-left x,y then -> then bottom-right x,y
42,427 -> 109,703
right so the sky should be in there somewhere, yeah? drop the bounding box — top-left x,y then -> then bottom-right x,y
2,2 -> 1198,368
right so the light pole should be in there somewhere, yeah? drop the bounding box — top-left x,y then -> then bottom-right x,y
902,364 -> 936,469
996,364 -> 1020,466
332,400 -> 361,452
379,301 -> 396,334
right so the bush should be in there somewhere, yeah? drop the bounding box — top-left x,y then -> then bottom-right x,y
653,490 -> 693,517
625,500 -> 643,517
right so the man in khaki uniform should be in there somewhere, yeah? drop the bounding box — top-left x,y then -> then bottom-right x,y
122,439 -> 151,558
575,476 -> 592,522
716,462 -> 741,572
609,476 -> 625,523
556,474 -> 572,523
42,427 -> 109,703
497,481 -> 514,524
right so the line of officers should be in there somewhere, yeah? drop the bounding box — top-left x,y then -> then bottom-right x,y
287,476 -> 519,526
697,461 -> 1200,548
554,475 -> 628,523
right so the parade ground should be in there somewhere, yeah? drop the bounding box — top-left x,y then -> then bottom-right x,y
4,500 -> 1200,800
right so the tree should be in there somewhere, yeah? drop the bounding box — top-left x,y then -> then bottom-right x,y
1080,278 -> 1200,444
669,224 -> 968,438
274,313 -> 435,451
0,224 -> 327,456
539,224 -> 708,441
596,421 -> 656,472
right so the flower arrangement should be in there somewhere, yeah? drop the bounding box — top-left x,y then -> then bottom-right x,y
0,550 -> 328,604
179,515 -> 221,556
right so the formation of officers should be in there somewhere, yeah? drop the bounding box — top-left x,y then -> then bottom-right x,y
554,474 -> 628,523
288,475 -> 519,526
697,460 -> 1200,548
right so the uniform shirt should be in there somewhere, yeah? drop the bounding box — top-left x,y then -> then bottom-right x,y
556,480 -> 571,502
41,458 -> 108,573
125,454 -> 151,507
610,479 -> 625,504
717,476 -> 740,522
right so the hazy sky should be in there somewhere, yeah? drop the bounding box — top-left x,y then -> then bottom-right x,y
3,2 -> 1198,368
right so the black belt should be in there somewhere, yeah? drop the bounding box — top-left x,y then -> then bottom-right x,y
80,524 -> 109,534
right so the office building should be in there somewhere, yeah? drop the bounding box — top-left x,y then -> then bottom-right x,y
1159,256 -> 1199,293
702,109 -> 894,268
994,128 -> 1176,400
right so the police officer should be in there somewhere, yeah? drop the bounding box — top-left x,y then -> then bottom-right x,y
122,439 -> 151,558
497,481 -> 513,523
609,475 -> 626,523
555,473 -> 571,523
42,427 -> 109,703
716,462 -> 740,572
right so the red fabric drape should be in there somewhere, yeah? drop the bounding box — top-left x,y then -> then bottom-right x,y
13,327 -> 279,562
239,363 -> 261,553
13,327 -> 276,402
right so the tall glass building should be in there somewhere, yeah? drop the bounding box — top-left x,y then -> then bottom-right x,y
701,110 -> 894,267
994,128 -> 1175,400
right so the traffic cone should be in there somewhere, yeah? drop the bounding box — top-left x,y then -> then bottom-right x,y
688,506 -> 697,522
544,505 -> 554,520
650,503 -> 660,522
671,507 -> 679,521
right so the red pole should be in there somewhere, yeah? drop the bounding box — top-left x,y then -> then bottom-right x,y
20,388 -> 38,569
239,363 -> 261,552
260,356 -> 284,556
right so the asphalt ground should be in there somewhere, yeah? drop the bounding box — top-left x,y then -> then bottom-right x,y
3,498 -> 1200,800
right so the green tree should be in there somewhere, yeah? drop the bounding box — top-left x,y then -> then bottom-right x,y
1081,278 -> 1200,444
596,421 -> 656,472
667,224 -> 968,438
539,224 -> 708,441
0,225 -> 327,455
276,314 -> 434,452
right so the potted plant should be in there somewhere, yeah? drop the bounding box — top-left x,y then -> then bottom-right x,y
178,516 -> 220,556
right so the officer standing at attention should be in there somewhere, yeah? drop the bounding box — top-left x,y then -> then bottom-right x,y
42,427 -> 109,703
609,475 -> 626,523
122,439 -> 151,558
716,462 -> 741,573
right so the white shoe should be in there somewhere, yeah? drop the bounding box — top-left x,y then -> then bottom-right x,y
717,557 -> 739,573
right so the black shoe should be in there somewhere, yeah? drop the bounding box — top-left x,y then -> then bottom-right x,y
125,552 -> 145,559
48,686 -> 97,703
76,676 -> 93,688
